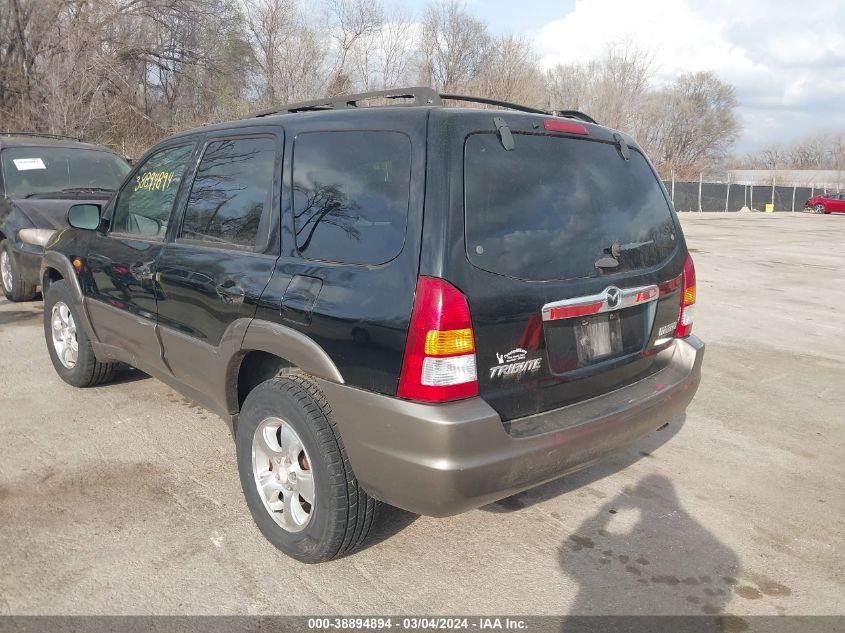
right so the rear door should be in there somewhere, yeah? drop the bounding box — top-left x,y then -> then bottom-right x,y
155,128 -> 282,396
434,111 -> 688,420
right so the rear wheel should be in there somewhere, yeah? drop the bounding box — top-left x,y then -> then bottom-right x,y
0,240 -> 37,302
236,374 -> 378,563
43,280 -> 118,387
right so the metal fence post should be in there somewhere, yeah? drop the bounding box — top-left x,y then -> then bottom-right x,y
671,170 -> 675,203
724,175 -> 730,212
771,175 -> 776,211
750,185 -> 753,211
698,172 -> 703,212
792,186 -> 796,213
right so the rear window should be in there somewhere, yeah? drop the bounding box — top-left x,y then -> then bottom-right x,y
292,131 -> 411,265
464,133 -> 677,281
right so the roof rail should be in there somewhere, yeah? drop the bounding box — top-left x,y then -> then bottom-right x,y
248,86 -> 598,124
0,132 -> 82,141
251,87 -> 441,118
550,110 -> 598,124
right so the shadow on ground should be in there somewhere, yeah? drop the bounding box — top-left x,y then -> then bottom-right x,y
563,474 -> 742,618
0,309 -> 42,326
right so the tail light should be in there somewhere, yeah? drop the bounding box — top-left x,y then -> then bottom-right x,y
675,253 -> 696,337
397,276 -> 478,403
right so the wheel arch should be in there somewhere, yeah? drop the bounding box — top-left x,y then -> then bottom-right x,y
225,320 -> 345,426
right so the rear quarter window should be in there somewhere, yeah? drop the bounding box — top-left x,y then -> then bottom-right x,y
292,131 -> 411,265
464,132 -> 677,281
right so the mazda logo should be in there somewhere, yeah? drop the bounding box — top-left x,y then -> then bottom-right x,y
606,286 -> 622,309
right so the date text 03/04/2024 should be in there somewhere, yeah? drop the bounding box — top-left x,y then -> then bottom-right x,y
307,617 -> 528,630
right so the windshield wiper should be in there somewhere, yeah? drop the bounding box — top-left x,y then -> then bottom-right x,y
59,187 -> 115,193
25,187 -> 115,199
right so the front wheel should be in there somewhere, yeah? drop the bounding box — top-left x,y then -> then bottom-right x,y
43,280 -> 118,387
0,240 -> 38,302
815,204 -> 826,214
236,374 -> 378,563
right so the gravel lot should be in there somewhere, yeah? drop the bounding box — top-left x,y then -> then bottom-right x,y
0,213 -> 843,619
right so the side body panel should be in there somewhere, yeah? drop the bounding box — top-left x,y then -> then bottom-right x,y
250,109 -> 428,395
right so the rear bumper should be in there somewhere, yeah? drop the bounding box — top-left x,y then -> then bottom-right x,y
317,335 -> 704,517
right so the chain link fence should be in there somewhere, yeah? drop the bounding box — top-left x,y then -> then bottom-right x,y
663,180 -> 841,213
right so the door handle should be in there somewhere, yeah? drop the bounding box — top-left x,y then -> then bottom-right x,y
129,261 -> 154,281
215,279 -> 245,304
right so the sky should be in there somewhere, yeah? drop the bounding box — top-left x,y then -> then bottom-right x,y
395,0 -> 845,153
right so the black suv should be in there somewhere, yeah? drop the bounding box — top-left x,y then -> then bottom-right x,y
41,88 -> 704,562
0,134 -> 129,301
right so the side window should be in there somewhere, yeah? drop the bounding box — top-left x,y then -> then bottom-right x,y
111,145 -> 193,238
292,131 -> 411,265
179,137 -> 276,249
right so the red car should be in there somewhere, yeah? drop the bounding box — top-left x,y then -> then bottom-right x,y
806,192 -> 845,214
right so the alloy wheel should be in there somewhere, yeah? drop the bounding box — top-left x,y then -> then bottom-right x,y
251,416 -> 315,532
50,301 -> 79,368
0,250 -> 12,293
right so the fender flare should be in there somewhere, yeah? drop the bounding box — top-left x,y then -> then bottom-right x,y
224,318 -> 345,416
238,319 -> 343,382
40,251 -> 98,342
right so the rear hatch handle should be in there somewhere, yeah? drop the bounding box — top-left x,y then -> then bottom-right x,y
613,133 -> 630,160
493,116 -> 515,151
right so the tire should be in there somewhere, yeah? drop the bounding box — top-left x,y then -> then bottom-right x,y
0,240 -> 38,302
815,204 -> 826,214
43,280 -> 118,387
236,374 -> 378,563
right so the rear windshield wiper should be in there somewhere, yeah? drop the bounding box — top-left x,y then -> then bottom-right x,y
610,240 -> 654,257
595,240 -> 655,270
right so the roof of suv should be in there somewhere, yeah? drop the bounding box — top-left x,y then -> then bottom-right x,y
0,134 -> 120,153
162,87 -> 605,143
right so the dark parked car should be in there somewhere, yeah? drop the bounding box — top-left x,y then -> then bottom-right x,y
805,192 -> 845,214
40,88 -> 703,562
0,133 -> 130,301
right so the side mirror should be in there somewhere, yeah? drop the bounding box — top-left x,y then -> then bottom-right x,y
67,204 -> 102,231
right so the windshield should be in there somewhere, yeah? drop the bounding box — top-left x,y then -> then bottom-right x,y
464,133 -> 677,282
1,147 -> 130,198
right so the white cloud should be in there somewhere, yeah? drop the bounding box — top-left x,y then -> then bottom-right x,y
532,0 -> 845,150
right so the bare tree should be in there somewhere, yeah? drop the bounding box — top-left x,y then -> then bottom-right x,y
546,42 -> 653,132
0,0 -> 743,170
244,0 -> 325,105
348,3 -> 415,91
325,0 -> 382,94
418,0 -> 490,93
475,34 -> 544,107
739,131 -> 845,171
640,71 -> 739,179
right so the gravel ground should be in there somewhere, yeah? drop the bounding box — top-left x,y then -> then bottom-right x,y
0,212 -> 842,620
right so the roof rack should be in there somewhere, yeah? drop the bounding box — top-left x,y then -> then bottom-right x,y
251,87 -> 440,118
0,132 -> 82,141
248,86 -> 597,124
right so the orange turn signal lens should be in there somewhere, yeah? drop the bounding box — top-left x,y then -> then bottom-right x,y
424,328 -> 475,356
683,285 -> 696,306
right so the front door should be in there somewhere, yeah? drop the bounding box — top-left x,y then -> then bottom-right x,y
154,129 -> 282,402
85,142 -> 197,372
